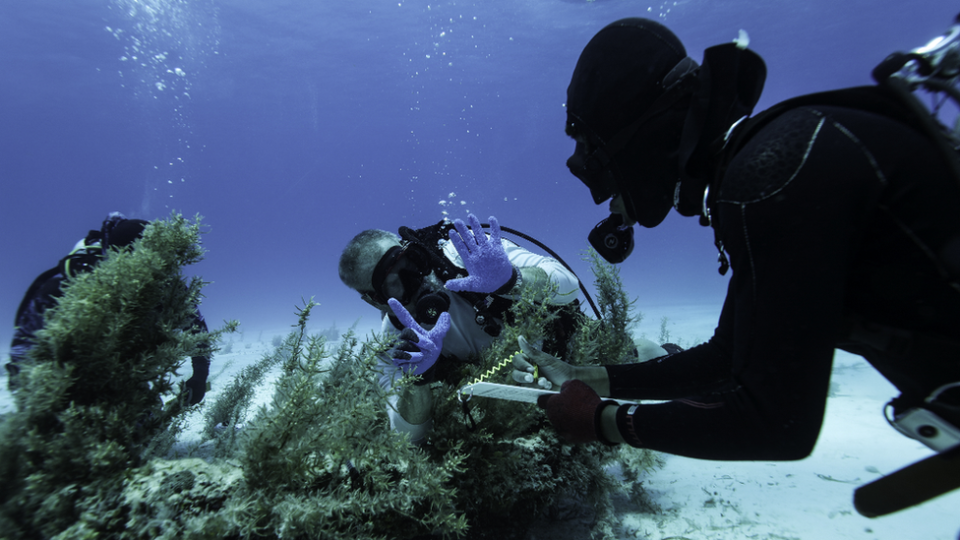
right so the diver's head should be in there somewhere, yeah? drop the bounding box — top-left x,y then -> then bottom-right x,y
339,229 -> 441,314
100,213 -> 148,250
107,219 -> 148,249
566,18 -> 698,230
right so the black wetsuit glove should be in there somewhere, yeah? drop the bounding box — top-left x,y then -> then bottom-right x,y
390,328 -> 437,385
391,328 -> 421,361
183,355 -> 210,405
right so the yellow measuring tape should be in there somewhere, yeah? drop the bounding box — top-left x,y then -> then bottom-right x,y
459,351 -> 538,401
467,352 -> 517,387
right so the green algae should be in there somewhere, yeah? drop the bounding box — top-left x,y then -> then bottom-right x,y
0,215 -> 661,539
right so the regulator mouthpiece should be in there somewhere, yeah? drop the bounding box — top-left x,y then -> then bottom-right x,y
589,214 -> 635,264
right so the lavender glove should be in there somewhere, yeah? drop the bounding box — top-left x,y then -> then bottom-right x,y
446,214 -> 516,294
388,298 -> 451,375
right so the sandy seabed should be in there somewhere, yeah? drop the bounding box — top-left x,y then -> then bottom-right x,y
1,303 -> 957,540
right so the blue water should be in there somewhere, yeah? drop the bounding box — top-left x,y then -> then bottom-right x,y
3,2 -> 960,538
0,0 -> 954,344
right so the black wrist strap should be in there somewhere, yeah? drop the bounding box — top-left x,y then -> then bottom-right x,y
615,404 -> 642,447
493,266 -> 520,295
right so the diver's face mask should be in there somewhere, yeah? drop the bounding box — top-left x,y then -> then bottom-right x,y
362,242 -> 434,306
565,128 -> 618,205
363,242 -> 451,326
566,56 -> 698,203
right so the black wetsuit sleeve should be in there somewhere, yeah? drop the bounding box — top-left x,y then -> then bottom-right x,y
189,307 -> 211,379
604,107 -> 902,460
9,274 -> 66,364
606,340 -> 733,400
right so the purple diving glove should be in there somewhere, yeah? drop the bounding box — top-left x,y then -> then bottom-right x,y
446,214 -> 516,294
388,298 -> 451,375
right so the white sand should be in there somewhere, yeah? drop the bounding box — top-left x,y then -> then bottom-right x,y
1,308 -> 958,540
618,349 -> 959,540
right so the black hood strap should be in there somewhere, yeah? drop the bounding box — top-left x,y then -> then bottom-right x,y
676,43 -> 767,216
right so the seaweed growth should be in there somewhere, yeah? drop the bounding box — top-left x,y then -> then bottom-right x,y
0,213 -> 234,539
131,248 -> 660,539
235,302 -> 469,538
121,301 -> 469,540
0,229 -> 661,539
424,249 -> 661,539
200,336 -> 288,446
567,249 -> 644,367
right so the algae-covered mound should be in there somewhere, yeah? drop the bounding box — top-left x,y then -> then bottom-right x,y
0,213 -> 234,538
0,214 -> 661,540
113,301 -> 470,540
424,249 -> 662,539
158,250 -> 658,540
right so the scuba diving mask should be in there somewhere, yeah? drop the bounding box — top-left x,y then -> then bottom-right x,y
370,242 -> 451,328
565,123 -> 618,205
566,56 -> 700,202
366,242 -> 434,306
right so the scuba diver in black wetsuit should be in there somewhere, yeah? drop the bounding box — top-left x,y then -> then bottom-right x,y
490,17 -> 960,517
338,216 -> 681,445
7,213 -> 211,405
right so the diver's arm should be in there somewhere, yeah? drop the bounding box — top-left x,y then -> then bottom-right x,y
396,383 -> 432,425
604,340 -> 733,400
441,233 -> 579,303
380,357 -> 433,445
377,316 -> 433,441
602,114 -> 875,459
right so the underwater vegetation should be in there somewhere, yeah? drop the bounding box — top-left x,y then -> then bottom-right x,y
0,213 -> 236,538
0,216 -> 661,539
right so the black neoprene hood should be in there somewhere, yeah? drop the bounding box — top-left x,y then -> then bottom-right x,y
566,18 -> 688,144
107,219 -> 148,248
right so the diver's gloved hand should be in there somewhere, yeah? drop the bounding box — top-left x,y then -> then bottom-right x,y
537,379 -> 616,444
181,355 -> 210,405
388,298 -> 450,375
391,327 -> 422,362
446,214 -> 517,294
512,335 -> 577,390
182,375 -> 207,405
